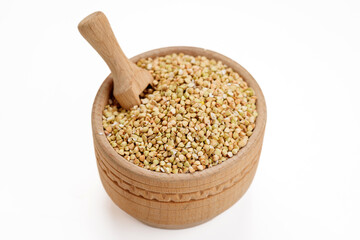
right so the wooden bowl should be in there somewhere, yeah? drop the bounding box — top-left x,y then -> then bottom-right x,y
92,46 -> 267,229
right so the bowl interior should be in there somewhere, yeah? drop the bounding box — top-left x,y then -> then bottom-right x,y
92,46 -> 267,183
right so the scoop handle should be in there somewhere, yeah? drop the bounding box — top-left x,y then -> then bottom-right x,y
78,11 -> 132,91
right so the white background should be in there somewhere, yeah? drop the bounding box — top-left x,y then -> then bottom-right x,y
1,0 -> 359,239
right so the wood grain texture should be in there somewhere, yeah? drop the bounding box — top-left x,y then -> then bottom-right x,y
78,12 -> 153,109
91,46 -> 267,229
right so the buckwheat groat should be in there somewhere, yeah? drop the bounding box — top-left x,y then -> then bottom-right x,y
102,53 -> 257,173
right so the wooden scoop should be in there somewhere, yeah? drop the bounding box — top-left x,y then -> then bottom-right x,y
78,11 -> 153,110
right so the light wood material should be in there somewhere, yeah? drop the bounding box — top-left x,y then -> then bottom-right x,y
78,11 -> 153,109
91,46 -> 267,229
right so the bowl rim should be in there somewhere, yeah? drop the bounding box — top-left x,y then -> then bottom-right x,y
92,46 -> 267,183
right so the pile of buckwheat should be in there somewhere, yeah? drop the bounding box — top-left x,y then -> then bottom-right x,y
102,53 -> 257,173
